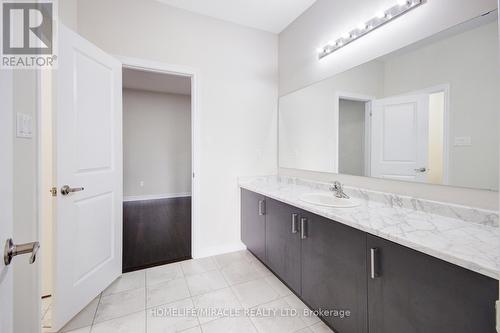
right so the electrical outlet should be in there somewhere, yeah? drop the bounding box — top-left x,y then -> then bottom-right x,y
139,181 -> 144,187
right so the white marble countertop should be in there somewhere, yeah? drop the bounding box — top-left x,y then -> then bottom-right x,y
239,176 -> 500,280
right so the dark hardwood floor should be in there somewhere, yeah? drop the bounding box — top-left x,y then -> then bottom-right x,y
123,197 -> 192,272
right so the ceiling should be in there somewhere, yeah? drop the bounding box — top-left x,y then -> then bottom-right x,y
123,68 -> 191,95
155,0 -> 317,33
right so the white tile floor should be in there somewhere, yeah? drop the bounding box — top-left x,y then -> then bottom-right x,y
42,250 -> 335,333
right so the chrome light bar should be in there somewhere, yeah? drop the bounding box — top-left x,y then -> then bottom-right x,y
318,0 -> 425,59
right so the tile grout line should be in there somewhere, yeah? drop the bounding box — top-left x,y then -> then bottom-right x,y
88,309 -> 146,331
239,252 -> 266,333
90,251 -> 302,333
86,293 -> 313,333
89,292 -> 103,332
215,253 -> 263,333
179,261 -> 203,329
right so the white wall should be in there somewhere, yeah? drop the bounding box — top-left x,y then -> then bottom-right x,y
74,0 -> 278,256
58,0 -> 78,31
279,0 -> 499,210
123,89 -> 192,199
279,79 -> 337,172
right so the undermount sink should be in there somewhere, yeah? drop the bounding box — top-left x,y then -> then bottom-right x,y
299,192 -> 359,208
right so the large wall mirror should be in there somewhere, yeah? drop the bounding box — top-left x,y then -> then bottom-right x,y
279,11 -> 499,191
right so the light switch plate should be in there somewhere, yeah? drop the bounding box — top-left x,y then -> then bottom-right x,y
16,113 -> 33,138
454,136 -> 472,147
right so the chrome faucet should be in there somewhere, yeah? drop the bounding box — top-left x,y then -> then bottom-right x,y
329,181 -> 350,199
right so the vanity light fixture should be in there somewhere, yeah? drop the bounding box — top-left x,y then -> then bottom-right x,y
318,0 -> 425,59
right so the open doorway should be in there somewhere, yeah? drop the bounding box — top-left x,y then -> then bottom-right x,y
121,68 -> 193,272
39,52 -> 199,331
336,93 -> 374,177
338,98 -> 370,177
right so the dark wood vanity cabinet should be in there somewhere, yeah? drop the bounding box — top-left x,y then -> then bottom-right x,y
301,212 -> 368,333
240,190 -> 499,333
240,189 -> 266,262
367,235 -> 499,333
265,198 -> 302,295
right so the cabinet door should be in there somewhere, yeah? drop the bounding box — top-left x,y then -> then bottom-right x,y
241,189 -> 266,262
265,198 -> 302,295
301,213 -> 368,333
367,235 -> 499,333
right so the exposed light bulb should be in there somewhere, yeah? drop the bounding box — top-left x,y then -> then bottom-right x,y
318,0 -> 425,59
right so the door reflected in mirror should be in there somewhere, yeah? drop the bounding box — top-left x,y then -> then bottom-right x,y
279,11 -> 499,191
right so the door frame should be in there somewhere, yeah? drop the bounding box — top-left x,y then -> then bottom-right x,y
116,56 -> 202,259
335,91 -> 375,177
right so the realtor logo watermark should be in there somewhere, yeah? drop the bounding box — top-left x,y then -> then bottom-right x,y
1,0 -> 58,68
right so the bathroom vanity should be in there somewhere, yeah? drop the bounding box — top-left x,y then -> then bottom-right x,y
240,176 -> 500,333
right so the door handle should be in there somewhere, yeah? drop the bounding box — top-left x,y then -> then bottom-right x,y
414,167 -> 427,173
61,185 -> 85,196
258,200 -> 266,216
300,217 -> 308,239
370,248 -> 380,279
4,238 -> 40,265
291,213 -> 299,234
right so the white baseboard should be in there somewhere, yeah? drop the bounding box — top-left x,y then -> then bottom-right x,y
123,192 -> 191,202
193,242 -> 247,259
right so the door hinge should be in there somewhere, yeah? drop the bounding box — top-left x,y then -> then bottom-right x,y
50,187 -> 57,197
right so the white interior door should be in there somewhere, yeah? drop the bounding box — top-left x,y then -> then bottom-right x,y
370,94 -> 429,182
52,25 -> 123,331
0,70 -> 14,333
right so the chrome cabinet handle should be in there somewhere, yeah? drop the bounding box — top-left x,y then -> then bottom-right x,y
300,217 -> 308,239
4,238 -> 40,265
414,167 -> 427,173
61,185 -> 85,196
291,214 -> 299,234
258,200 -> 266,216
370,248 -> 380,279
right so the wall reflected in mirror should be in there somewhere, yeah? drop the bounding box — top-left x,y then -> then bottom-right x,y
279,11 -> 499,191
